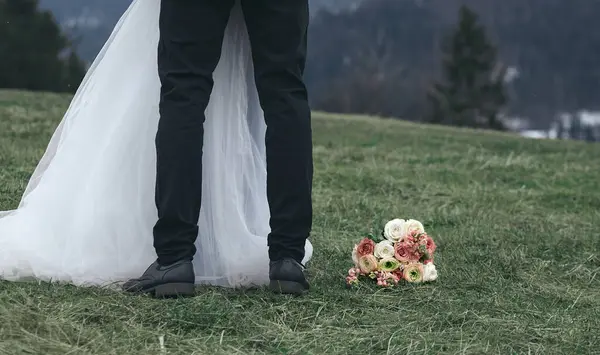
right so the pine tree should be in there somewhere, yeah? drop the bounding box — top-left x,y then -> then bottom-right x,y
427,5 -> 507,130
0,0 -> 86,93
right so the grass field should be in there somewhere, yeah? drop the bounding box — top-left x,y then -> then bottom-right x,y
0,89 -> 599,354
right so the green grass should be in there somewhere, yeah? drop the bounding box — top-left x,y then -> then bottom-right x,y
1,89 -> 599,354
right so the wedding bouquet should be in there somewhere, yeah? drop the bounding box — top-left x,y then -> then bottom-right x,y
346,218 -> 438,288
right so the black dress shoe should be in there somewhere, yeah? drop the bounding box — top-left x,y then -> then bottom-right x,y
122,259 -> 195,298
269,258 -> 309,295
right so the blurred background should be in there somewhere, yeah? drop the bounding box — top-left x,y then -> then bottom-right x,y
1,0 -> 599,142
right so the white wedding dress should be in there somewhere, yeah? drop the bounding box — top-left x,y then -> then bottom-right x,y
0,0 -> 312,288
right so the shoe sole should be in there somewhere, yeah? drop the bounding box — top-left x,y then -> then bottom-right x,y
126,282 -> 195,298
269,280 -> 308,295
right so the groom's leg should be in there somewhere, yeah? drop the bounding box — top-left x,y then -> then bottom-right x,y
155,0 -> 234,266
241,0 -> 313,265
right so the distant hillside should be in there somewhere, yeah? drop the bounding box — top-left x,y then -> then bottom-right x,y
39,0 -> 364,62
36,0 -> 600,129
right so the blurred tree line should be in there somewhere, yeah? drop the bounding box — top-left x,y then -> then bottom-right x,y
0,0 -> 85,93
306,0 -> 600,129
2,0 -> 599,134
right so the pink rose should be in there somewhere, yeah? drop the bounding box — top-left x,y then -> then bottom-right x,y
394,242 -> 414,262
356,238 -> 376,258
426,236 -> 437,255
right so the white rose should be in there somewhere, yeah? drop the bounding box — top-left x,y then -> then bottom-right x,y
405,219 -> 425,236
383,219 -> 406,241
423,263 -> 438,282
351,244 -> 359,266
374,240 -> 395,259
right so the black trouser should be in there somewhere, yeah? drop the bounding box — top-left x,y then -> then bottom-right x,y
153,0 -> 313,266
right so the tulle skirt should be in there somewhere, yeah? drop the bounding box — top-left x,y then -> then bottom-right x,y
0,0 -> 312,288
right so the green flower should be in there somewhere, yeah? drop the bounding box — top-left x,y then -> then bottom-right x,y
378,257 -> 401,272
